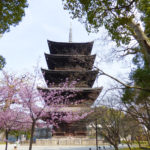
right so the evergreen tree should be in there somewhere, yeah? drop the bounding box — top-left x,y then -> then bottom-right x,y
0,55 -> 5,70
0,0 -> 28,34
0,0 -> 28,69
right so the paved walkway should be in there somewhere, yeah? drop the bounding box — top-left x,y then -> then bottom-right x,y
0,144 -> 128,150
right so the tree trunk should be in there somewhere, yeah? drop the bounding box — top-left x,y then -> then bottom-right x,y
144,129 -> 150,146
29,121 -> 35,150
147,134 -> 150,146
113,144 -> 119,150
146,130 -> 150,146
126,142 -> 132,150
96,119 -> 98,150
125,138 -> 132,150
128,20 -> 150,67
5,130 -> 9,150
136,137 -> 141,148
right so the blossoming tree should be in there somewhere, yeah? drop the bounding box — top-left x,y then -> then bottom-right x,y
0,108 -> 31,150
0,71 -> 90,150
0,72 -> 31,150
18,76 -> 89,150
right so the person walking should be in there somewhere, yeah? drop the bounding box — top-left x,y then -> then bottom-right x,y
13,144 -> 17,150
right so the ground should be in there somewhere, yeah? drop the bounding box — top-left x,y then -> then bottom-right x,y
0,144 -> 129,150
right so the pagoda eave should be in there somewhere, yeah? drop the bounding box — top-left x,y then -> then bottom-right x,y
44,53 -> 96,71
38,87 -> 102,106
41,68 -> 99,88
47,40 -> 94,55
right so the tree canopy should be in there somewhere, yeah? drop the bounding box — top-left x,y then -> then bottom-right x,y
0,0 -> 28,70
0,0 -> 28,34
62,0 -> 150,66
0,55 -> 5,70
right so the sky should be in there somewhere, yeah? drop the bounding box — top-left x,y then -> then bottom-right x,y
0,0 -> 131,91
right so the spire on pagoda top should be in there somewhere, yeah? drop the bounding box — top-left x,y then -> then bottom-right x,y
69,22 -> 72,43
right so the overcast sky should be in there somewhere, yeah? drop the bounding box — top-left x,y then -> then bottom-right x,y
0,0 -> 131,91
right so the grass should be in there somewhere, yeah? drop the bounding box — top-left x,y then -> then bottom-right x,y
120,147 -> 150,150
121,141 -> 148,145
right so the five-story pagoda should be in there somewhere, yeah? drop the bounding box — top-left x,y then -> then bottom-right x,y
40,31 -> 102,137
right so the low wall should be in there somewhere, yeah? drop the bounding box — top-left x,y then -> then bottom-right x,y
35,138 -> 104,146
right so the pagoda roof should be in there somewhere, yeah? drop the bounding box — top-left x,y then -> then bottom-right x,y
38,87 -> 102,106
45,53 -> 96,71
41,68 -> 98,88
47,40 -> 94,55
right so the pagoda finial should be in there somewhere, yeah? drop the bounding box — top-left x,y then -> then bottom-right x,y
69,22 -> 72,43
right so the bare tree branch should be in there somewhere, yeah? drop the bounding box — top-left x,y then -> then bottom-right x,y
95,67 -> 150,92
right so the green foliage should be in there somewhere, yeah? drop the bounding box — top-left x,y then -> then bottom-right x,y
62,0 -> 150,49
0,55 -> 6,70
0,0 -> 28,69
119,147 -> 150,150
122,71 -> 150,104
87,106 -> 123,147
62,0 -> 143,46
137,0 -> 150,36
131,67 -> 150,89
0,0 -> 28,34
122,51 -> 150,104
122,87 -> 135,103
9,130 -> 31,139
132,53 -> 144,68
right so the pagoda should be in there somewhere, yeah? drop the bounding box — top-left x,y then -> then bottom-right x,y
40,29 -> 102,137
